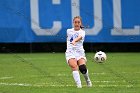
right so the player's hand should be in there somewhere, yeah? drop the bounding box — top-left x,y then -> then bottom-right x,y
71,40 -> 76,45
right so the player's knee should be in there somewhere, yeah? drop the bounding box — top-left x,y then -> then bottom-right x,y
79,64 -> 87,74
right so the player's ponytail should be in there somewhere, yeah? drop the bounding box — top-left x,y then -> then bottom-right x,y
80,25 -> 84,29
80,25 -> 89,29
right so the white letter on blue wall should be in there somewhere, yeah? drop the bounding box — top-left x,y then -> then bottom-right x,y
71,0 -> 80,24
71,0 -> 103,35
111,0 -> 140,35
30,0 -> 62,36
86,0 -> 103,35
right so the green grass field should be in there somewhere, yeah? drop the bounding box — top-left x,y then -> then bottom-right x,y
0,53 -> 140,93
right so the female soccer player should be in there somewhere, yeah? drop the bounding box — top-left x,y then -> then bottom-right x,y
65,16 -> 92,88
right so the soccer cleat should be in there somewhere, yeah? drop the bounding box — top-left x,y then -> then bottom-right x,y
77,84 -> 82,88
86,80 -> 92,87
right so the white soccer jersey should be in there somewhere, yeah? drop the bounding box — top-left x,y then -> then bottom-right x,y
66,28 -> 85,51
65,28 -> 86,63
65,28 -> 87,63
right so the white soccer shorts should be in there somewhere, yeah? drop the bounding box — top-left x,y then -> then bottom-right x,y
65,50 -> 87,64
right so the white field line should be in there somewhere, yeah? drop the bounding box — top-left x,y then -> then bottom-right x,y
0,83 -> 32,87
91,72 -> 140,75
20,72 -> 140,77
0,72 -> 139,80
0,82 -> 134,88
91,72 -> 106,75
98,84 -> 133,88
0,82 -> 73,87
0,76 -> 13,80
93,80 -> 126,83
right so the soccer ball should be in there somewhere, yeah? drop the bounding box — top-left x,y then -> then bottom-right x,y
94,51 -> 107,63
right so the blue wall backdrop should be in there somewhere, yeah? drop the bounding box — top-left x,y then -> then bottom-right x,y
0,0 -> 140,43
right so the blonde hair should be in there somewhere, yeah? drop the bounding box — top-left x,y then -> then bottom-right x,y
73,16 -> 84,29
73,16 -> 82,22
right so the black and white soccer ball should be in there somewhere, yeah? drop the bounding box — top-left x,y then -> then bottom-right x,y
94,51 -> 107,63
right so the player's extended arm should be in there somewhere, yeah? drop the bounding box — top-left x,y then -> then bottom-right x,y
71,35 -> 82,45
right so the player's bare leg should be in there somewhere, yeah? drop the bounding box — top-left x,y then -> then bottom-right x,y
68,58 -> 82,88
78,58 -> 92,87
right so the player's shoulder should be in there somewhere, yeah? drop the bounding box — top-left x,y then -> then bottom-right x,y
80,29 -> 85,32
67,28 -> 74,31
67,28 -> 74,34
80,29 -> 85,34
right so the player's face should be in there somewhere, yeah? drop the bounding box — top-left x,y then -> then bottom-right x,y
73,18 -> 82,31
